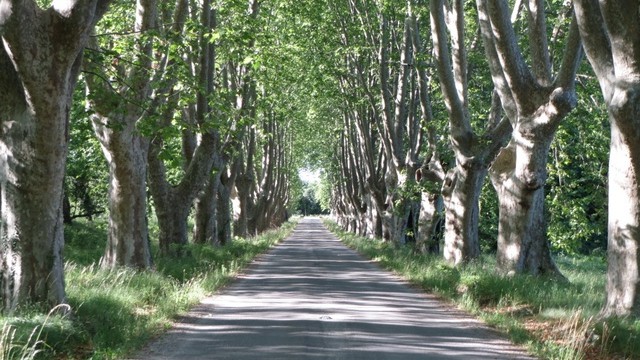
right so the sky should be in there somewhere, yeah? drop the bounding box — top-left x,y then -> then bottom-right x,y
299,168 -> 320,184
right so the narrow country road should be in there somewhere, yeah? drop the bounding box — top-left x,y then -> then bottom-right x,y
132,218 -> 534,359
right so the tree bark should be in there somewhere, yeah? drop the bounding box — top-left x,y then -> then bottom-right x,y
92,113 -> 152,268
233,129 -> 256,239
216,159 -> 239,245
603,116 -> 640,316
442,165 -> 485,262
0,0 -> 111,312
84,0 -> 190,268
193,171 -> 220,245
574,0 -> 640,316
490,137 -> 558,275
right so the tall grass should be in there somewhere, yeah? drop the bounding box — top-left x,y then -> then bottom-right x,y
0,218 -> 296,359
0,305 -> 74,360
1,323 -> 42,360
325,220 -> 639,360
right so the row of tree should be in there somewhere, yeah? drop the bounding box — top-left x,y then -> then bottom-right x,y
317,0 -> 639,318
1,0 -> 638,320
0,0 -> 304,313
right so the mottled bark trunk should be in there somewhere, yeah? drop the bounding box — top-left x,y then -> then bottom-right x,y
83,0 -> 159,268
476,0 -> 581,277
363,195 -> 376,238
442,165 -> 485,264
0,106 -> 67,312
156,201 -> 191,255
0,1 -> 111,311
233,174 -> 251,238
574,0 -> 640,318
602,92 -> 640,317
383,165 -> 414,244
417,193 -> 443,254
193,172 -> 219,245
97,128 -> 152,268
216,171 -> 233,246
252,194 -> 271,234
490,138 -> 560,276
415,159 -> 445,254
63,192 -> 73,224
247,198 -> 261,236
148,135 -> 217,255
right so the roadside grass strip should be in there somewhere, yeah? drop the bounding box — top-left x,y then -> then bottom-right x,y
325,220 -> 640,360
0,219 -> 297,360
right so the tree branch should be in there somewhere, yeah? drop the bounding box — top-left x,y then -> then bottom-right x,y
554,15 -> 583,91
431,0 -> 472,145
525,0 -> 552,84
573,0 -> 614,98
476,0 -> 518,121
483,0 -> 535,101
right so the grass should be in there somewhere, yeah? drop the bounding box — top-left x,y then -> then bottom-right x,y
325,220 -> 640,360
1,217 -> 297,359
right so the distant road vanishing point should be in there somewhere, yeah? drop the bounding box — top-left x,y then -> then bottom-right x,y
132,217 -> 535,359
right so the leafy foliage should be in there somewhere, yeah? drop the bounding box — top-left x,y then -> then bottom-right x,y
547,66 -> 609,255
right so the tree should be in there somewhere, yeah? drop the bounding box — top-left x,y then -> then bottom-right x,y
0,0 -> 112,312
147,0 -> 218,254
476,0 -> 582,276
574,0 -> 640,317
430,0 -> 511,264
84,0 -> 174,268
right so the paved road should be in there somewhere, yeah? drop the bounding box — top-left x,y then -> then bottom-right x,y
133,218 -> 534,359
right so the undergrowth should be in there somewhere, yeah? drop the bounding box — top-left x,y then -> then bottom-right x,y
0,218 -> 296,359
325,220 -> 639,360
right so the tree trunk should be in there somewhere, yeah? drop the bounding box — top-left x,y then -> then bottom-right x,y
574,0 -> 640,317
442,164 -> 486,264
148,131 -> 217,255
193,173 -> 219,245
63,192 -> 73,224
0,106 -> 67,311
602,94 -> 640,316
157,199 -> 191,255
216,170 -> 233,246
417,192 -> 443,254
234,128 -> 257,239
0,1 -> 111,312
95,120 -> 152,268
490,138 -> 560,275
82,0 -> 164,269
383,164 -> 416,245
233,173 -> 251,239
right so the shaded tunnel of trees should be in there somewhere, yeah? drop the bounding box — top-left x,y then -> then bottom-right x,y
0,0 -> 639,320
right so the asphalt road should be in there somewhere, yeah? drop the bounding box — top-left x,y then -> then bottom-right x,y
132,217 -> 534,359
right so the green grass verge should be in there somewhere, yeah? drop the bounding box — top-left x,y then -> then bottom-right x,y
324,220 -> 640,360
1,218 -> 297,360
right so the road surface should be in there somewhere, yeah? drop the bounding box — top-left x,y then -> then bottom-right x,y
132,217 -> 534,359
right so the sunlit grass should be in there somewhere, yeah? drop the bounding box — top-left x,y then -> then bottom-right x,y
0,218 -> 297,359
325,220 -> 639,360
